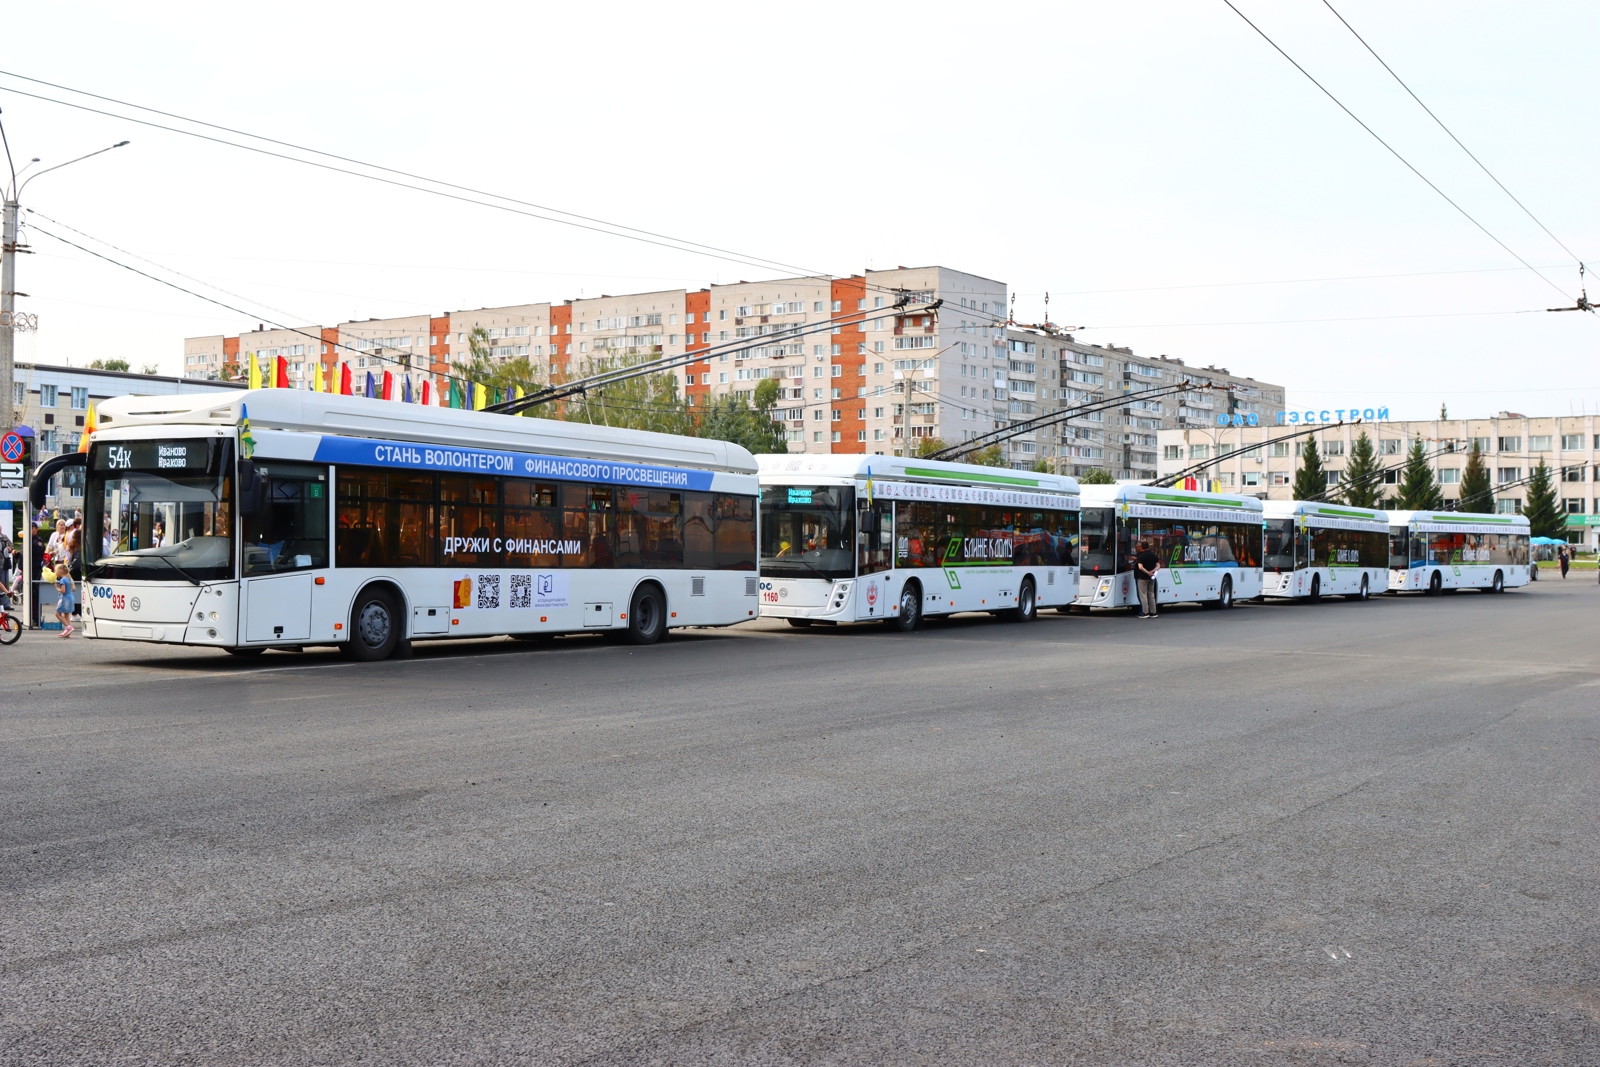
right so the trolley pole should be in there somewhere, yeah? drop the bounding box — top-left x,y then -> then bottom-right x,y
2,195 -> 16,434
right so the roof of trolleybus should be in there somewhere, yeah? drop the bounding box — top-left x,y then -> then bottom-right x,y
94,390 -> 759,476
1385,510 -> 1531,533
754,453 -> 1079,497
1261,500 -> 1389,530
1079,482 -> 1266,515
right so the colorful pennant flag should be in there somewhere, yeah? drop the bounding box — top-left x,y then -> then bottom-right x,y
365,371 -> 377,399
275,356 -> 290,389
247,354 -> 262,390
340,363 -> 353,396
473,382 -> 486,411
381,370 -> 394,401
402,375 -> 413,404
77,403 -> 97,454
421,379 -> 432,406
239,403 -> 256,459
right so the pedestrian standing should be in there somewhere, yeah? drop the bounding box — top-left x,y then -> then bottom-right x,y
53,562 -> 75,638
1134,539 -> 1161,618
1558,545 -> 1570,579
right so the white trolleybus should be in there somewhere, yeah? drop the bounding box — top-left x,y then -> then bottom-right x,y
1076,483 -> 1264,611
1385,510 -> 1531,594
76,390 -> 760,659
755,455 -> 1080,630
1261,501 -> 1390,601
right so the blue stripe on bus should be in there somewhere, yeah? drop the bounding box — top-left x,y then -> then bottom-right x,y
311,435 -> 716,491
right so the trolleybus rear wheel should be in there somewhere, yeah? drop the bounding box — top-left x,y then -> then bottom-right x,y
1217,576 -> 1234,609
1491,570 -> 1504,593
1355,575 -> 1369,601
1008,578 -> 1038,623
622,583 -> 667,645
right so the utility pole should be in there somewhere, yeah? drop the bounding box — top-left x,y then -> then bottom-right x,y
0,109 -> 129,433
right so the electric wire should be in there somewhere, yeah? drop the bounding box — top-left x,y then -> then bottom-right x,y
1319,0 -> 1585,267
1219,0 -> 1572,302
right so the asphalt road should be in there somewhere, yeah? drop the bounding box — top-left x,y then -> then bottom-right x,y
2,580 -> 1597,1065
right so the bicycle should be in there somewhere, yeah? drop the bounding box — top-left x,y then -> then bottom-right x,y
0,602 -> 20,645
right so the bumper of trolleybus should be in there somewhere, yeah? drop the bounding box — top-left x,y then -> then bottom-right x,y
757,576 -> 861,621
1263,570 -> 1297,598
81,580 -> 240,647
1075,572 -> 1132,608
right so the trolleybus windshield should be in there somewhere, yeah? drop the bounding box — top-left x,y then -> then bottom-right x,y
85,439 -> 235,581
1263,518 -> 1296,571
759,484 -> 856,580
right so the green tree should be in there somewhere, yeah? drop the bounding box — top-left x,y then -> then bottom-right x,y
1397,437 -> 1443,510
453,326 -> 544,406
966,444 -> 1006,467
89,358 -> 131,372
1440,402 -> 1448,420
1341,431 -> 1382,508
1292,438 -> 1326,500
1523,460 -> 1562,538
1078,466 -> 1115,484
1459,440 -> 1493,513
140,363 -> 160,376
696,377 -> 787,454
1029,458 -> 1055,474
912,437 -> 946,458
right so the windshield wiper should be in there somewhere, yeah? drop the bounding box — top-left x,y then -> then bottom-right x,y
152,553 -> 203,586
762,557 -> 838,581
96,550 -> 203,586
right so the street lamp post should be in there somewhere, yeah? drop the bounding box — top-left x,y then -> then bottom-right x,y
0,111 -> 129,432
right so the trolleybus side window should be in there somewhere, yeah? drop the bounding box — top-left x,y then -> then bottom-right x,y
712,493 -> 757,571
857,500 -> 894,575
1307,526 -> 1387,569
242,463 -> 329,575
684,492 -> 716,569
617,490 -> 684,568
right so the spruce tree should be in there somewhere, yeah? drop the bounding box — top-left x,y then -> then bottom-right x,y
1397,438 -> 1442,510
1459,440 -> 1493,513
1341,431 -> 1381,508
1292,437 -> 1326,501
1523,460 -> 1562,538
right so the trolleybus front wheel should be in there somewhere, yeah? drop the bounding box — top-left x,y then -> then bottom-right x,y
885,582 -> 921,632
1354,575 -> 1369,601
1217,576 -> 1234,609
1428,571 -> 1442,596
1490,570 -> 1504,594
343,587 -> 400,661
1308,575 -> 1321,603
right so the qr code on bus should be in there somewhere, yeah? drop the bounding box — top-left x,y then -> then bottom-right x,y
476,573 -> 501,610
509,573 -> 532,609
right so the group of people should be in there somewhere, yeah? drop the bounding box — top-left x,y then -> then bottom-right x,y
0,509 -> 85,637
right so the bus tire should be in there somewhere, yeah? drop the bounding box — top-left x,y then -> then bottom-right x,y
225,646 -> 266,657
622,583 -> 667,645
785,618 -> 813,628
1491,570 -> 1504,594
1308,574 -> 1321,603
1428,571 -> 1442,596
886,581 -> 921,632
343,586 -> 401,661
1008,578 -> 1038,623
1217,576 -> 1234,609
1355,575 -> 1370,601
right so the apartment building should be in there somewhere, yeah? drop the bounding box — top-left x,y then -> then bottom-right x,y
181,264 -> 1284,466
1154,413 -> 1600,547
998,326 -> 1288,478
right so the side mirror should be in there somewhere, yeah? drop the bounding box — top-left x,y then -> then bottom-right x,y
238,461 -> 261,517
859,508 -> 879,535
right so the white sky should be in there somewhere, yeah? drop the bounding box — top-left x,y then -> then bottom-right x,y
4,0 -> 1597,420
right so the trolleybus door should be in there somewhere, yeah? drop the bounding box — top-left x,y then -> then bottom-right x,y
240,462 -> 330,643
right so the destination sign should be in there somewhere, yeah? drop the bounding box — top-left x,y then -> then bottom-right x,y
93,441 -> 209,471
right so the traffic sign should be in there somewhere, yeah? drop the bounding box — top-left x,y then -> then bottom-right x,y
0,463 -> 20,489
0,433 -> 23,464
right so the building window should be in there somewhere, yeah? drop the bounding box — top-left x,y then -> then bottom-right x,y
1563,498 -> 1586,514
874,429 -> 885,441
1497,467 -> 1520,484
71,387 -> 89,410
1271,441 -> 1290,458
1379,439 -> 1401,455
1163,445 -> 1181,460
1323,439 -> 1345,457
1530,435 -> 1552,451
1496,499 -> 1522,514
813,431 -> 823,442
1325,471 -> 1341,486
1439,468 -> 1460,483
1497,436 -> 1520,452
1269,472 -> 1289,486
39,385 -> 58,407
1470,436 -> 1491,453
1189,445 -> 1209,460
1561,434 -> 1584,451
40,429 -> 57,452
1561,466 -> 1585,482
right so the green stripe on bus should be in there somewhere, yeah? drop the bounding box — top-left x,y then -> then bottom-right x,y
1314,507 -> 1379,518
902,466 -> 1041,487
1142,492 -> 1247,507
1427,515 -> 1516,524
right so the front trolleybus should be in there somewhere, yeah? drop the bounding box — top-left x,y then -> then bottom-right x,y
77,390 -> 760,659
1076,483 -> 1264,611
755,455 -> 1080,630
1385,510 -> 1531,594
1261,501 -> 1390,602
